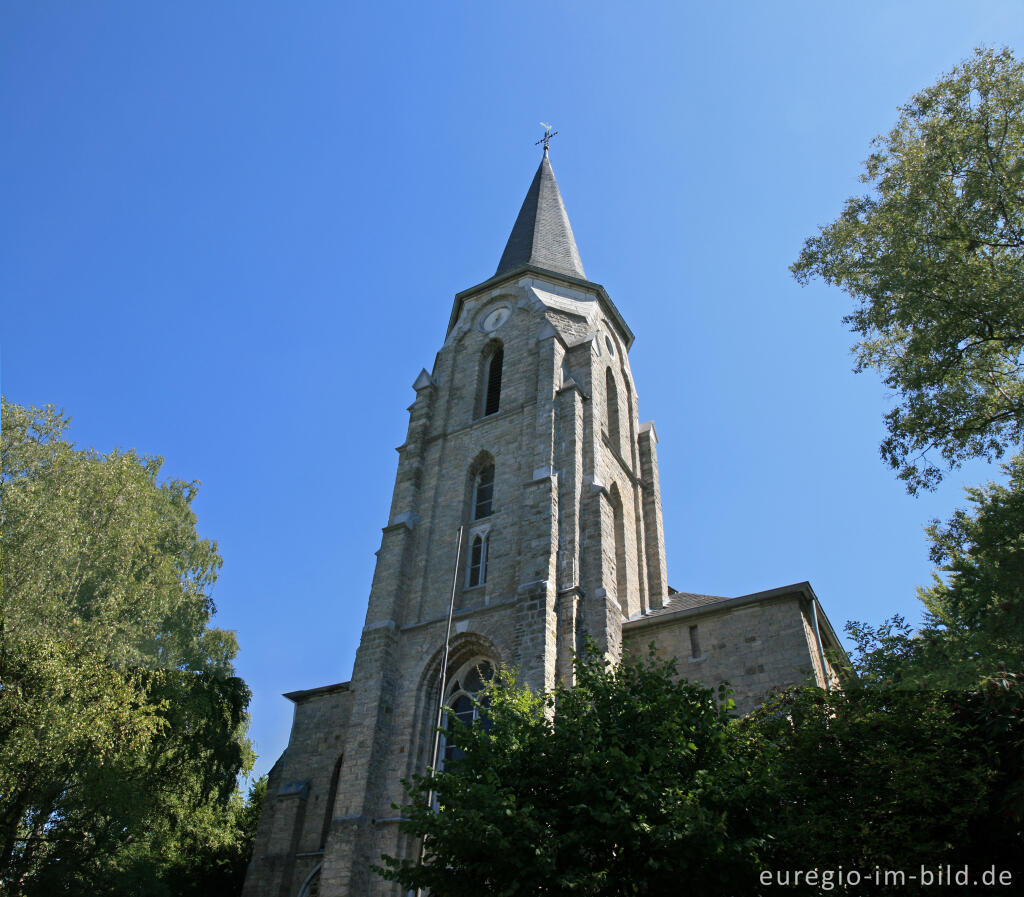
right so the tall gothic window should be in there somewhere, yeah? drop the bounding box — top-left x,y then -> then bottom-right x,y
441,660 -> 494,768
467,533 -> 488,587
473,464 -> 494,519
481,344 -> 503,417
605,368 -> 620,452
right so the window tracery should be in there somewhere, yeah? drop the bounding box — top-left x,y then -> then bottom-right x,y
466,532 -> 489,587
440,658 -> 494,768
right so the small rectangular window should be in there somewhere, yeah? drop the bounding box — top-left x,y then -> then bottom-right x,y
689,625 -> 701,659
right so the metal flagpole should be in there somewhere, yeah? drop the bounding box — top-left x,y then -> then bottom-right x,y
417,524 -> 465,885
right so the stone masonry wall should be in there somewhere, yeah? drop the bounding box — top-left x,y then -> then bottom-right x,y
242,684 -> 353,897
622,594 -> 825,714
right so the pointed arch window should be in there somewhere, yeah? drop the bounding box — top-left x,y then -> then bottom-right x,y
481,345 -> 503,417
441,660 -> 494,768
297,864 -> 322,897
473,464 -> 495,519
605,368 -> 621,452
467,532 -> 489,588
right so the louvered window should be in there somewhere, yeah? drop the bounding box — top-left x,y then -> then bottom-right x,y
484,348 -> 503,416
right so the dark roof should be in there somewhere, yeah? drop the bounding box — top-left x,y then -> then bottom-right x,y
640,591 -> 732,620
283,680 -> 350,703
495,149 -> 586,279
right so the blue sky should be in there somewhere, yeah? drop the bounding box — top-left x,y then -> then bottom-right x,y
4,2 -> 1023,779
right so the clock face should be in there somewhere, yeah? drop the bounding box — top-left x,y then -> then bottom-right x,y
481,306 -> 511,333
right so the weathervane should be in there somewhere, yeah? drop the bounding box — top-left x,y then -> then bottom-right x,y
535,122 -> 558,152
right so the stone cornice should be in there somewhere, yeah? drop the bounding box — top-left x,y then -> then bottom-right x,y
447,264 -> 634,349
283,681 -> 351,703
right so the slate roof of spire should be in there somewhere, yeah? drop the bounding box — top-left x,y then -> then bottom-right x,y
495,149 -> 586,279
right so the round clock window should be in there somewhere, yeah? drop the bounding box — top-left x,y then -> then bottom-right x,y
481,306 -> 511,333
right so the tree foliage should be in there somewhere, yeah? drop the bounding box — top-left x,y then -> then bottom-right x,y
919,452 -> 1024,674
848,453 -> 1024,689
793,47 -> 1024,491
378,649 -> 771,897
0,399 -> 254,895
380,649 -> 1024,897
153,773 -> 267,897
748,684 -> 1024,894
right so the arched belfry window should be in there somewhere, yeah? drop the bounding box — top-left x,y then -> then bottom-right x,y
605,368 -> 621,452
467,532 -> 489,587
473,464 -> 494,520
441,659 -> 494,768
478,343 -> 504,417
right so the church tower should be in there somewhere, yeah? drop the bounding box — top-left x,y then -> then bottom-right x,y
243,147 -> 843,897
245,146 -> 668,896
320,144 -> 667,895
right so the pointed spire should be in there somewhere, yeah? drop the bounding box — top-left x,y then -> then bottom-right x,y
495,148 -> 586,279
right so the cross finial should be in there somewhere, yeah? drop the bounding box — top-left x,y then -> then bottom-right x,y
535,122 -> 558,153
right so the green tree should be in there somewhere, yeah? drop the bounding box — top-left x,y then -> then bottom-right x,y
0,399 -> 253,896
379,652 -> 1024,897
156,773 -> 268,897
377,650 -> 771,897
919,452 -> 1024,677
843,614 -> 925,686
747,680 -> 1024,895
847,455 -> 1024,689
792,47 -> 1024,492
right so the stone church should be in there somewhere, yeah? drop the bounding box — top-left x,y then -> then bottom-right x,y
243,147 -> 844,897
